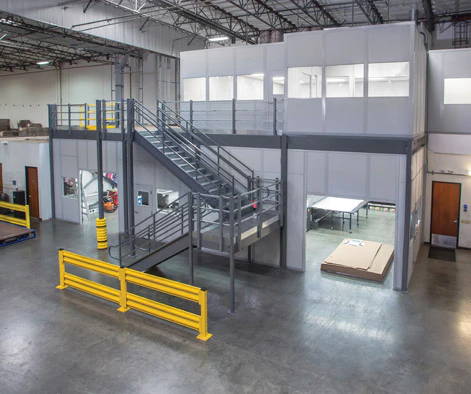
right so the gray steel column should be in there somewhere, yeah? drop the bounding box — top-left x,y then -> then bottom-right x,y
96,100 -> 104,220
400,143 -> 413,291
126,99 -> 135,234
280,134 -> 288,268
47,104 -> 56,219
121,99 -> 128,233
229,196 -> 235,313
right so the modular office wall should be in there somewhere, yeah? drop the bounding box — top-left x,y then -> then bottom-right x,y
180,22 -> 426,137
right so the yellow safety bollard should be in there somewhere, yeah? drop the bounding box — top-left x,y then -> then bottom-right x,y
96,217 -> 108,249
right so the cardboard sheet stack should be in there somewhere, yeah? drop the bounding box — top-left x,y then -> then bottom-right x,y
321,239 -> 394,282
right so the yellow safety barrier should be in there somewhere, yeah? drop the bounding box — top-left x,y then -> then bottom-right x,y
56,250 -> 212,341
96,217 -> 108,249
79,103 -> 118,130
0,201 -> 31,228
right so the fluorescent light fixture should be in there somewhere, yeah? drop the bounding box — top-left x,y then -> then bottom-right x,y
249,73 -> 264,79
36,61 -> 50,66
326,77 -> 348,83
208,36 -> 229,42
272,76 -> 285,82
0,33 -> 7,41
468,170 -> 471,176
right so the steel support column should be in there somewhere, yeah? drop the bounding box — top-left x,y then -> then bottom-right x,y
126,99 -> 136,235
280,134 -> 288,268
96,100 -> 104,220
400,143 -> 413,291
47,104 -> 56,219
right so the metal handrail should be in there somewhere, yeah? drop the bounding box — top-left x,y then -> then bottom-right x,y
155,101 -> 254,182
135,103 -> 248,193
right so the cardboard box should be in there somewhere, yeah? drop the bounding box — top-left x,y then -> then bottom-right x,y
321,239 -> 394,282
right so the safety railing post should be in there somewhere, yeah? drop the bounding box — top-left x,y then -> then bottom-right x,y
257,177 -> 262,238
197,289 -> 212,341
84,103 -> 88,129
232,98 -> 236,135
25,204 -> 30,229
218,192 -> 224,252
229,196 -> 235,313
273,98 -> 277,136
117,269 -> 129,312
56,249 -> 67,290
237,194 -> 242,247
189,100 -> 193,130
196,193 -> 202,249
188,192 -> 195,284
68,104 -> 71,132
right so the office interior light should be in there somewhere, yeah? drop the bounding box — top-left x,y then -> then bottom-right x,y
36,61 -> 50,65
208,36 -> 229,42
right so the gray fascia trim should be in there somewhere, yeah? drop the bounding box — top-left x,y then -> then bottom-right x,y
287,134 -> 412,154
51,130 -> 122,141
199,134 -> 281,149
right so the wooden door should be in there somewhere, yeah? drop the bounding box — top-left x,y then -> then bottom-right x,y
26,166 -> 40,219
431,181 -> 461,248
0,163 -> 3,193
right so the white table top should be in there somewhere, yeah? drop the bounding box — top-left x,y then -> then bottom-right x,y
309,197 -> 366,214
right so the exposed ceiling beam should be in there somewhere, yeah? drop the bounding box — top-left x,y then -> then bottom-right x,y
355,0 -> 384,24
289,0 -> 341,27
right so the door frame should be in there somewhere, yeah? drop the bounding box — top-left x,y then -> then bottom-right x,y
25,166 -> 40,220
430,180 -> 461,249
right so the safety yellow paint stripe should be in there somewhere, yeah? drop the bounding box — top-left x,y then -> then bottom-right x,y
125,269 -> 200,302
64,272 -> 120,304
0,214 -> 28,228
0,201 -> 28,212
127,293 -> 200,330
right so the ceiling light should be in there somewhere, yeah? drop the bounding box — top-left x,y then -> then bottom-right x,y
208,36 -> 229,42
272,76 -> 285,82
36,61 -> 50,66
0,33 -> 7,41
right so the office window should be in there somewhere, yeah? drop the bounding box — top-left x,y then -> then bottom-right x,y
288,67 -> 322,98
326,64 -> 364,98
272,76 -> 285,95
157,189 -> 179,211
368,62 -> 409,97
63,177 -> 78,198
237,73 -> 264,100
183,77 -> 206,101
137,191 -> 149,207
209,76 -> 233,101
444,78 -> 471,104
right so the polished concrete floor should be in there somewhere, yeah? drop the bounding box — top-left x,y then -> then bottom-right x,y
306,207 -> 395,287
1,219 -> 471,393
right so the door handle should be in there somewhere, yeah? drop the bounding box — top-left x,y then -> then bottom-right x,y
452,219 -> 458,223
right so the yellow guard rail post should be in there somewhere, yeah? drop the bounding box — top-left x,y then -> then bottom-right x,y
0,201 -> 31,228
56,250 -> 212,341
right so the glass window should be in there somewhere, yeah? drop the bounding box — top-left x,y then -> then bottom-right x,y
237,73 -> 264,100
326,64 -> 364,98
444,78 -> 471,104
272,76 -> 285,95
183,77 -> 206,101
157,189 -> 179,211
137,191 -> 149,207
209,76 -> 233,101
287,67 -> 322,98
63,177 -> 78,198
368,62 -> 409,97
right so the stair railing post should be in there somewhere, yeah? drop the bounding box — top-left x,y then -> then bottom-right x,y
153,212 -> 156,240
156,99 -> 160,125
232,98 -> 236,135
219,191 -> 224,252
256,176 -> 262,238
188,192 -> 195,284
237,194 -> 242,247
68,104 -> 71,132
189,100 -> 194,132
229,195 -> 235,313
273,98 -> 277,136
275,177 -> 281,222
196,193 -> 202,249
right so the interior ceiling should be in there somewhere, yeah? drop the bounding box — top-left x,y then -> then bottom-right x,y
0,11 -> 142,72
73,0 -> 471,45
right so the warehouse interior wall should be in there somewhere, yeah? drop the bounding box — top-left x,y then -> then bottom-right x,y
0,140 -> 51,220
0,53 -> 179,127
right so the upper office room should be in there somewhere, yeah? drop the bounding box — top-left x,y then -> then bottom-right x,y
180,22 -> 427,138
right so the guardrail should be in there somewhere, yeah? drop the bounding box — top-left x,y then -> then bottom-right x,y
0,201 -> 31,228
56,249 -> 212,341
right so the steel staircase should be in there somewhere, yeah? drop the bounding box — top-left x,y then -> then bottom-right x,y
108,99 -> 282,311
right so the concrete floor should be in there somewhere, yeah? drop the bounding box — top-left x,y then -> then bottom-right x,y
1,219 -> 471,393
306,207 -> 395,287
